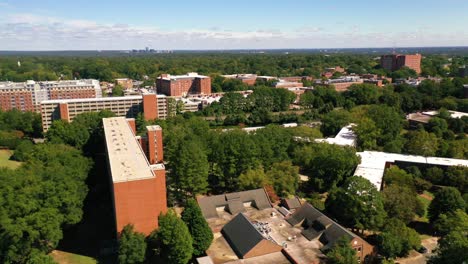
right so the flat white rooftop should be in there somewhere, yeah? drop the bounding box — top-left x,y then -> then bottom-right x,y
422,110 -> 468,119
158,72 -> 208,81
354,151 -> 468,190
315,124 -> 356,147
103,117 -> 156,183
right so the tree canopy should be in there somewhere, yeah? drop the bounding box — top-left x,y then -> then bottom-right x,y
326,176 -> 386,231
181,199 -> 214,256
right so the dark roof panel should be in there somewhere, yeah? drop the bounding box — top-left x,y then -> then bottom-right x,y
221,213 -> 264,258
286,203 -> 358,247
227,200 -> 246,215
282,197 -> 302,210
198,188 -> 272,219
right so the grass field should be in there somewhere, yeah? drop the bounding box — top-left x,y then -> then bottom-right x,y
415,191 -> 434,223
0,149 -> 22,169
50,250 -> 97,264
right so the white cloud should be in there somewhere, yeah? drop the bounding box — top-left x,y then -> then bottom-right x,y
0,13 -> 467,50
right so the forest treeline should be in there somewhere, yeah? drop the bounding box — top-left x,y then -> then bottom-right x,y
1,53 -> 468,82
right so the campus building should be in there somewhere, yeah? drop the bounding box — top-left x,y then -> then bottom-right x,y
286,203 -> 374,263
198,188 -> 374,264
0,79 -> 101,112
103,117 -> 167,236
40,94 -> 171,132
380,54 -> 422,74
115,78 -> 134,89
354,151 -> 468,191
222,74 -> 258,86
315,76 -> 364,92
156,72 -> 211,96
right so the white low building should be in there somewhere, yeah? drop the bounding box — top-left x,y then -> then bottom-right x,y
354,151 -> 468,191
315,124 -> 356,147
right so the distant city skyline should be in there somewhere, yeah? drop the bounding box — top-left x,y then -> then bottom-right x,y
0,0 -> 467,50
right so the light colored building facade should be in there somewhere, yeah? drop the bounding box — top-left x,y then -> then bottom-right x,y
0,79 -> 101,112
40,94 -> 198,132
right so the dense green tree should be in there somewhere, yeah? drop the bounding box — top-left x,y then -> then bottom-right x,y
404,130 -> 439,156
326,176 -> 386,231
377,219 -> 421,258
433,209 -> 468,236
149,210 -> 193,264
344,83 -> 381,105
0,109 -> 42,137
390,66 -> 417,79
169,138 -> 209,198
325,237 -> 359,264
46,120 -> 89,148
384,166 -> 415,189
428,231 -> 468,264
11,140 -> 34,161
266,161 -> 299,196
238,167 -> 269,190
112,84 -> 125,96
25,249 -> 57,264
366,105 -> 402,145
0,143 -> 92,263
118,225 -> 147,264
294,143 -> 359,192
209,130 -> 261,191
428,187 -> 466,222
353,118 -> 380,150
320,110 -> 351,137
427,117 -> 448,137
424,167 -> 444,185
181,199 -> 214,256
445,166 -> 468,193
382,185 -> 424,224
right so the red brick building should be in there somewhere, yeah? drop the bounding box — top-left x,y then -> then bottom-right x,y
103,117 -> 167,236
157,72 -> 211,96
0,79 -> 102,112
380,54 -> 422,74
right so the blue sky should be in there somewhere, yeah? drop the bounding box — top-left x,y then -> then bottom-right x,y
0,0 -> 467,50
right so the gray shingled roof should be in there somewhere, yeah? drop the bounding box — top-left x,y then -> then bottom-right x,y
197,188 -> 272,219
286,203 -> 358,249
286,203 -> 323,226
221,213 -> 265,258
320,223 -> 354,251
281,197 -> 302,210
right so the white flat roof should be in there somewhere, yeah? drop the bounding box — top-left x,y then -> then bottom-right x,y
422,110 -> 468,119
158,72 -> 208,80
354,151 -> 468,190
103,117 -> 156,183
41,95 -> 143,104
315,124 -> 356,147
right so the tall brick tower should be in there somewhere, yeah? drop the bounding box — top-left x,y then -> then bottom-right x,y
103,117 -> 167,236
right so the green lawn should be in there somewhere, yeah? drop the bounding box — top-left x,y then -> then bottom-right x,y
50,250 -> 97,264
0,149 -> 22,169
415,191 -> 434,223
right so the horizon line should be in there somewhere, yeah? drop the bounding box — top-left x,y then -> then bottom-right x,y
1,45 -> 468,52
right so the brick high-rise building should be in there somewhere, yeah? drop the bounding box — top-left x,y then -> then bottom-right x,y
380,54 -> 422,74
0,79 -> 101,112
103,117 -> 167,236
156,72 -> 211,96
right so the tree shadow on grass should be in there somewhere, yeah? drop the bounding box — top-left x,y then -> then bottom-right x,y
57,153 -> 117,264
